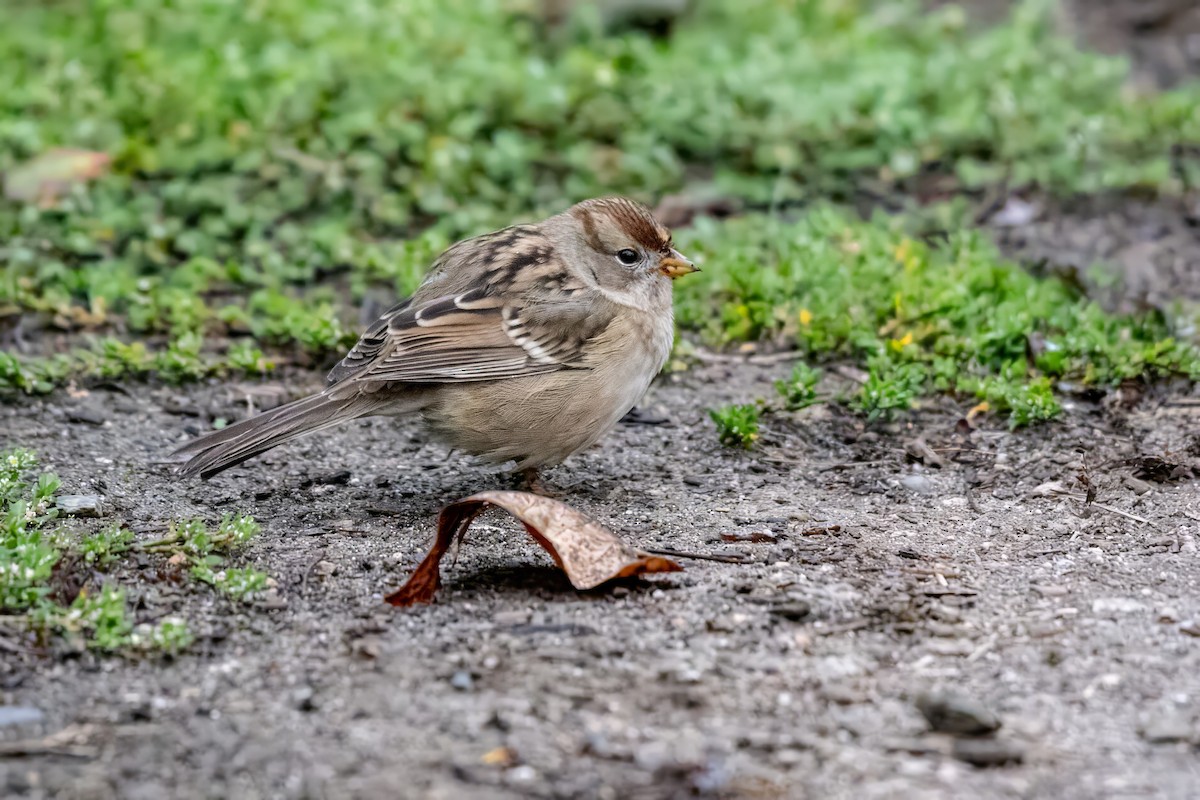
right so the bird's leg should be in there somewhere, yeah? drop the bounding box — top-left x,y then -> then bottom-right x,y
517,468 -> 562,497
520,467 -> 546,494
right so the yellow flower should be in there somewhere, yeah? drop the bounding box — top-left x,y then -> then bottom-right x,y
893,238 -> 920,272
888,332 -> 914,352
799,308 -> 813,326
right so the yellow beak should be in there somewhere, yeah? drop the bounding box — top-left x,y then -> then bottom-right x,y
660,248 -> 698,280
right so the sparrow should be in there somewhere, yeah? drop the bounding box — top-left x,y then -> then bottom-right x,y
170,197 -> 698,486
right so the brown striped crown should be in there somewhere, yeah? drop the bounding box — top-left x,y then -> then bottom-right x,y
570,197 -> 673,255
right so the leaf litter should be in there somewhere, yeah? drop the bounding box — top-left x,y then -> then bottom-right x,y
385,491 -> 682,607
3,148 -> 111,206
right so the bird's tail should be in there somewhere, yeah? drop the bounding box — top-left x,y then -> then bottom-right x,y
169,391 -> 387,478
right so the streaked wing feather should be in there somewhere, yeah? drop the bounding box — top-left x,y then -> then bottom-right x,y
329,288 -> 603,386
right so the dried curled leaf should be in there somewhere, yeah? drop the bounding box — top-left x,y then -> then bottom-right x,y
385,491 -> 681,607
3,148 -> 111,206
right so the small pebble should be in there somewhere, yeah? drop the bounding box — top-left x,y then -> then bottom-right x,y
350,636 -> 381,660
55,495 -> 107,518
505,765 -> 537,785
318,470 -> 352,485
901,474 -> 936,495
292,686 -> 318,712
450,671 -> 473,691
905,439 -> 946,468
916,691 -> 1001,735
1140,715 -> 1194,744
707,613 -> 749,633
0,706 -> 45,728
1124,476 -> 1153,496
952,737 -> 1024,767
769,601 -> 812,621
1091,597 -> 1145,616
67,405 -> 107,426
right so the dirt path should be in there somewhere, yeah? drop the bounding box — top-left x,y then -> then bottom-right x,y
2,353 -> 1199,798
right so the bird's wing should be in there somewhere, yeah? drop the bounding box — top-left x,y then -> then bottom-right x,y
326,222 -> 617,387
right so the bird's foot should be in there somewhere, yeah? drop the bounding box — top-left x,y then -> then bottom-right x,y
514,468 -> 564,498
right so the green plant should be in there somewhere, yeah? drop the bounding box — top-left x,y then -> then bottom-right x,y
710,403 -> 761,448
135,617 -> 195,654
143,514 -> 268,602
855,354 -> 929,421
0,447 -> 264,653
3,0 -> 1200,392
0,449 -> 61,609
675,208 -> 1200,426
59,585 -> 135,652
963,374 -> 1062,428
776,362 -> 823,411
227,340 -> 275,375
192,565 -> 270,601
78,525 -> 135,566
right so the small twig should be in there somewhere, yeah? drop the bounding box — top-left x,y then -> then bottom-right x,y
135,534 -> 183,552
1162,398 -> 1200,408
687,350 -> 747,364
747,352 -> 803,366
644,548 -> 748,564
0,742 -> 97,759
828,364 -> 869,384
1041,489 -> 1156,527
818,460 -> 891,472
966,635 -> 998,662
963,486 -> 983,515
0,634 -> 31,654
300,551 -> 329,593
798,525 -> 842,536
920,586 -> 978,597
1086,501 -> 1152,526
366,505 -> 406,517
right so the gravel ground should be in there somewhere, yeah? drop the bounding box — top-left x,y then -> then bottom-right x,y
2,346 -> 1200,799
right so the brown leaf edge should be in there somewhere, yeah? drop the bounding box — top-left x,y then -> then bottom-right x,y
3,148 -> 111,206
384,491 -> 681,607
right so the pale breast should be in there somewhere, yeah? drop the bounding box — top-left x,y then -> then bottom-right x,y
423,306 -> 674,468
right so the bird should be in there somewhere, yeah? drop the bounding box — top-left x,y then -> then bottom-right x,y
169,196 -> 698,489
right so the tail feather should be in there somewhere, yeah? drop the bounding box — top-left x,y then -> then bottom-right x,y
170,392 -> 376,478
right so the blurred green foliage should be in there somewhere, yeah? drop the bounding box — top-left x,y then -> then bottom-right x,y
1,0 -> 1199,420
710,403 -> 761,447
676,207 -> 1200,425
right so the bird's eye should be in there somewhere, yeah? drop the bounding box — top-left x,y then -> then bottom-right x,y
616,248 -> 641,266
